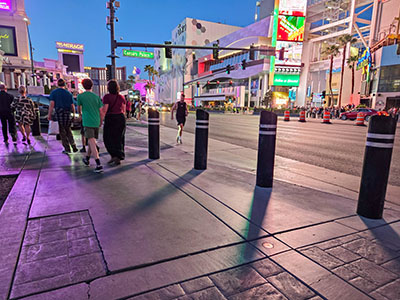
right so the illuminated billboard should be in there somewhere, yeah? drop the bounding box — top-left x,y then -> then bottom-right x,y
273,74 -> 300,86
279,0 -> 307,17
56,42 -> 84,52
275,41 -> 303,66
0,26 -> 17,56
277,16 -> 305,42
0,0 -> 11,11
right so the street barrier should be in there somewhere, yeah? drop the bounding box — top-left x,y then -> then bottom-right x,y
194,109 -> 209,170
284,110 -> 290,121
357,115 -> 397,219
322,111 -> 331,124
256,111 -> 277,188
355,112 -> 366,126
298,110 -> 306,122
148,109 -> 160,160
32,111 -> 41,136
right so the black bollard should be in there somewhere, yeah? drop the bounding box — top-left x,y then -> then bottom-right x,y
256,111 -> 277,188
357,115 -> 397,219
31,111 -> 41,136
148,109 -> 160,160
194,109 -> 209,170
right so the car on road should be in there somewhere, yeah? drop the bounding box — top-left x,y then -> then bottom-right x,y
339,108 -> 378,121
28,94 -> 81,129
158,104 -> 170,112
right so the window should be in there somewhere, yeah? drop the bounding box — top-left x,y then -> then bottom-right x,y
378,65 -> 400,92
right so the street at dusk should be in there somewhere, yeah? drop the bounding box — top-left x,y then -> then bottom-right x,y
1,0 -> 400,299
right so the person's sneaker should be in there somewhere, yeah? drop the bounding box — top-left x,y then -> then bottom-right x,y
82,157 -> 90,166
80,147 -> 86,153
72,146 -> 79,153
62,150 -> 71,154
176,136 -> 180,143
110,158 -> 121,166
27,139 -> 31,145
12,136 -> 17,142
94,165 -> 103,173
107,158 -> 115,165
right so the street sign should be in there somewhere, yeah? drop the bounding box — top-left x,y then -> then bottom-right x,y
123,49 -> 154,59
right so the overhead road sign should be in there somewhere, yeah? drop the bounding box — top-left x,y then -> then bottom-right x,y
123,49 -> 154,59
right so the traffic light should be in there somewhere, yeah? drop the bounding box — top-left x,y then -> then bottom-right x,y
213,43 -> 219,60
165,41 -> 172,59
216,80 -> 220,86
278,47 -> 285,60
207,81 -> 210,85
229,80 -> 233,86
196,82 -> 200,88
226,65 -> 231,74
249,44 -> 255,60
106,64 -> 112,81
71,81 -> 75,89
321,90 -> 326,99
241,59 -> 247,70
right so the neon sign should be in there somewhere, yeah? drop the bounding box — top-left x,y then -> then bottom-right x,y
0,0 -> 11,11
56,42 -> 84,51
277,16 -> 305,42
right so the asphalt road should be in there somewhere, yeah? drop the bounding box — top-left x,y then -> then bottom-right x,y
158,112 -> 400,187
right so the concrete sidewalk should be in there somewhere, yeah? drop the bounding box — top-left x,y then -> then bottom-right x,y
0,123 -> 399,300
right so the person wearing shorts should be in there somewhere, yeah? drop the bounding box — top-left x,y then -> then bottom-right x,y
171,92 -> 188,144
77,78 -> 104,173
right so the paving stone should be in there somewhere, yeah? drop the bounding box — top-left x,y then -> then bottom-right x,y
15,283 -> 89,300
267,272 -> 315,300
307,297 -> 324,300
189,286 -> 226,300
69,252 -> 106,282
326,246 -> 361,263
26,219 -> 40,233
60,214 -> 82,229
25,240 -> 68,262
39,217 -> 62,233
80,211 -> 91,225
346,259 -> 397,286
370,291 -> 391,300
301,247 -> 343,269
375,279 -> 400,300
128,284 -> 185,300
180,276 -> 214,294
349,276 -> 378,293
343,239 -> 400,264
315,235 -> 360,250
23,230 -> 39,246
381,258 -> 400,275
66,225 -> 94,240
210,265 -> 267,296
331,266 -> 358,281
67,236 -> 100,257
229,283 -> 287,300
174,296 -> 192,300
14,255 -> 69,285
11,274 -> 72,299
251,259 -> 283,278
39,230 -> 67,243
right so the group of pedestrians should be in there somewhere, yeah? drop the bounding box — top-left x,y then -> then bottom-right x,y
46,78 -> 126,173
0,83 -> 37,145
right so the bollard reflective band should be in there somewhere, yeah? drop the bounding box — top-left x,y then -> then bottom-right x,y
366,132 -> 395,148
260,124 -> 277,129
259,131 -> 276,135
148,118 -> 160,126
196,125 -> 209,129
196,120 -> 209,124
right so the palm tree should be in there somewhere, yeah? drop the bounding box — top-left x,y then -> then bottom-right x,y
144,65 -> 154,80
346,54 -> 359,95
322,44 -> 340,107
338,34 -> 358,108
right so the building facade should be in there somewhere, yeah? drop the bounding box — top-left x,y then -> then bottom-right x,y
84,66 -> 126,98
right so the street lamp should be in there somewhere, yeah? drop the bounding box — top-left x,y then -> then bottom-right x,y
23,17 -> 35,86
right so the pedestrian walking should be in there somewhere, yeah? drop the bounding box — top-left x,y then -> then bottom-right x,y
47,79 -> 78,154
126,97 -> 132,119
171,92 -> 188,144
0,83 -> 17,143
11,86 -> 37,145
77,79 -> 104,173
102,80 -> 126,166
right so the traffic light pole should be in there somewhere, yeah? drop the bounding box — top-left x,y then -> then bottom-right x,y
108,0 -> 117,80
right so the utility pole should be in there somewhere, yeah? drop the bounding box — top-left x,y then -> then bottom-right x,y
107,0 -> 118,79
24,17 -> 34,86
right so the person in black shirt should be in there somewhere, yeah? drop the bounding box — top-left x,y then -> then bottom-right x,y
171,92 -> 188,144
0,83 -> 17,143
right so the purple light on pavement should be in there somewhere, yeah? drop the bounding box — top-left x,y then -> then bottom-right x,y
0,0 -> 11,10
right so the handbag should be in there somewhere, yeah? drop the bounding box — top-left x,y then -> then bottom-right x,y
48,120 -> 59,135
